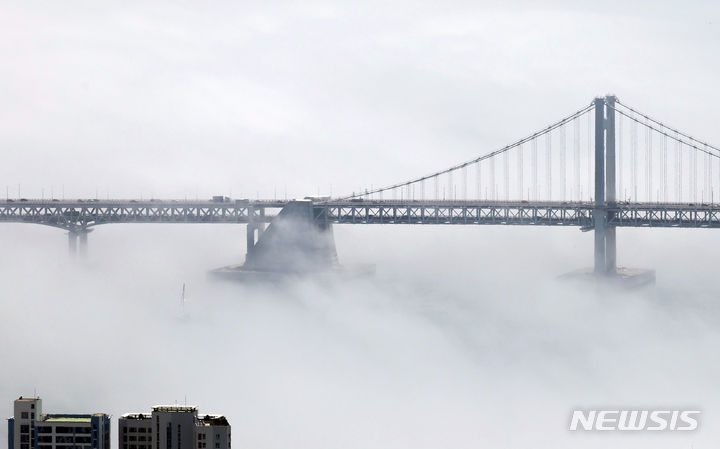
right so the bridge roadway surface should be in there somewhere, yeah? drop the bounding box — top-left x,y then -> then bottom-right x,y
0,199 -> 719,231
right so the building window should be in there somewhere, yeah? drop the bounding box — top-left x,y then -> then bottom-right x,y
21,425 -> 29,433
21,412 -> 29,419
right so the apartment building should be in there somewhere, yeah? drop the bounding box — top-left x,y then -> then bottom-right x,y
7,397 -> 110,449
118,405 -> 230,449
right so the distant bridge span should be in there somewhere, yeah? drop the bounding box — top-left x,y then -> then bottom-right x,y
2,199 -> 720,230
3,95 -> 720,274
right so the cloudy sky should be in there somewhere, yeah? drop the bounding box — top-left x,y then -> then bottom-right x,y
1,1 -> 719,200
2,1 -> 720,449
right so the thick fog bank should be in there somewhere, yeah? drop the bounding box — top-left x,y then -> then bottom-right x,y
0,224 -> 719,448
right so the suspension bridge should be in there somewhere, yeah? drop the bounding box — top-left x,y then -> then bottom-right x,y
2,95 -> 719,278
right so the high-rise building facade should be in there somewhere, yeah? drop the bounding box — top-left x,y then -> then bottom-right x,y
118,406 -> 230,449
7,397 -> 110,449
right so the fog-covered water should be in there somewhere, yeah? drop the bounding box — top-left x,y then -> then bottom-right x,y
1,223 -> 718,448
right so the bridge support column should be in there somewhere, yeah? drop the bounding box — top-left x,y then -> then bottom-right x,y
246,205 -> 257,256
593,97 -> 607,275
246,223 -> 256,253
69,229 -> 91,258
243,200 -> 338,272
257,208 -> 266,238
68,232 -> 78,256
79,229 -> 88,257
605,95 -> 617,275
606,227 -> 616,273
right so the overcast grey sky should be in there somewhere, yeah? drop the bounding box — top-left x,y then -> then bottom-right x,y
1,1 -> 719,199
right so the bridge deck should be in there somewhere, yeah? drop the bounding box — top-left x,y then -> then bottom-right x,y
0,200 -> 719,230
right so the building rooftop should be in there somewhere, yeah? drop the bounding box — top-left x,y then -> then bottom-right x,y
120,413 -> 151,419
197,415 -> 229,427
43,417 -> 92,423
151,405 -> 197,413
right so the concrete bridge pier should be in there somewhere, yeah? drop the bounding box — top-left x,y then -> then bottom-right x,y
68,228 -> 91,258
212,199 -> 372,281
79,229 -> 88,257
246,223 -> 256,255
68,231 -> 78,256
258,208 -> 266,238
245,205 -> 266,257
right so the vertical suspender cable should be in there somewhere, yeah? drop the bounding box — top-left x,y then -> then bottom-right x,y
574,117 -> 580,201
560,125 -> 566,201
546,131 -> 552,201
692,143 -> 697,202
646,120 -> 652,201
490,158 -> 495,201
587,111 -> 592,200
706,145 -> 711,202
518,144 -> 524,200
631,118 -> 638,201
532,138 -> 538,201
615,114 -> 626,199
462,166 -> 468,200
662,130 -> 668,202
503,152 -> 509,200
677,134 -> 682,202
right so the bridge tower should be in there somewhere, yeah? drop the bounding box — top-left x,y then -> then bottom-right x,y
605,95 -> 617,275
594,95 -> 617,276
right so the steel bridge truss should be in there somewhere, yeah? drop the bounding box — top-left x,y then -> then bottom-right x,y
0,201 -> 279,231
316,201 -> 720,228
2,200 -> 720,231
316,202 -> 593,226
